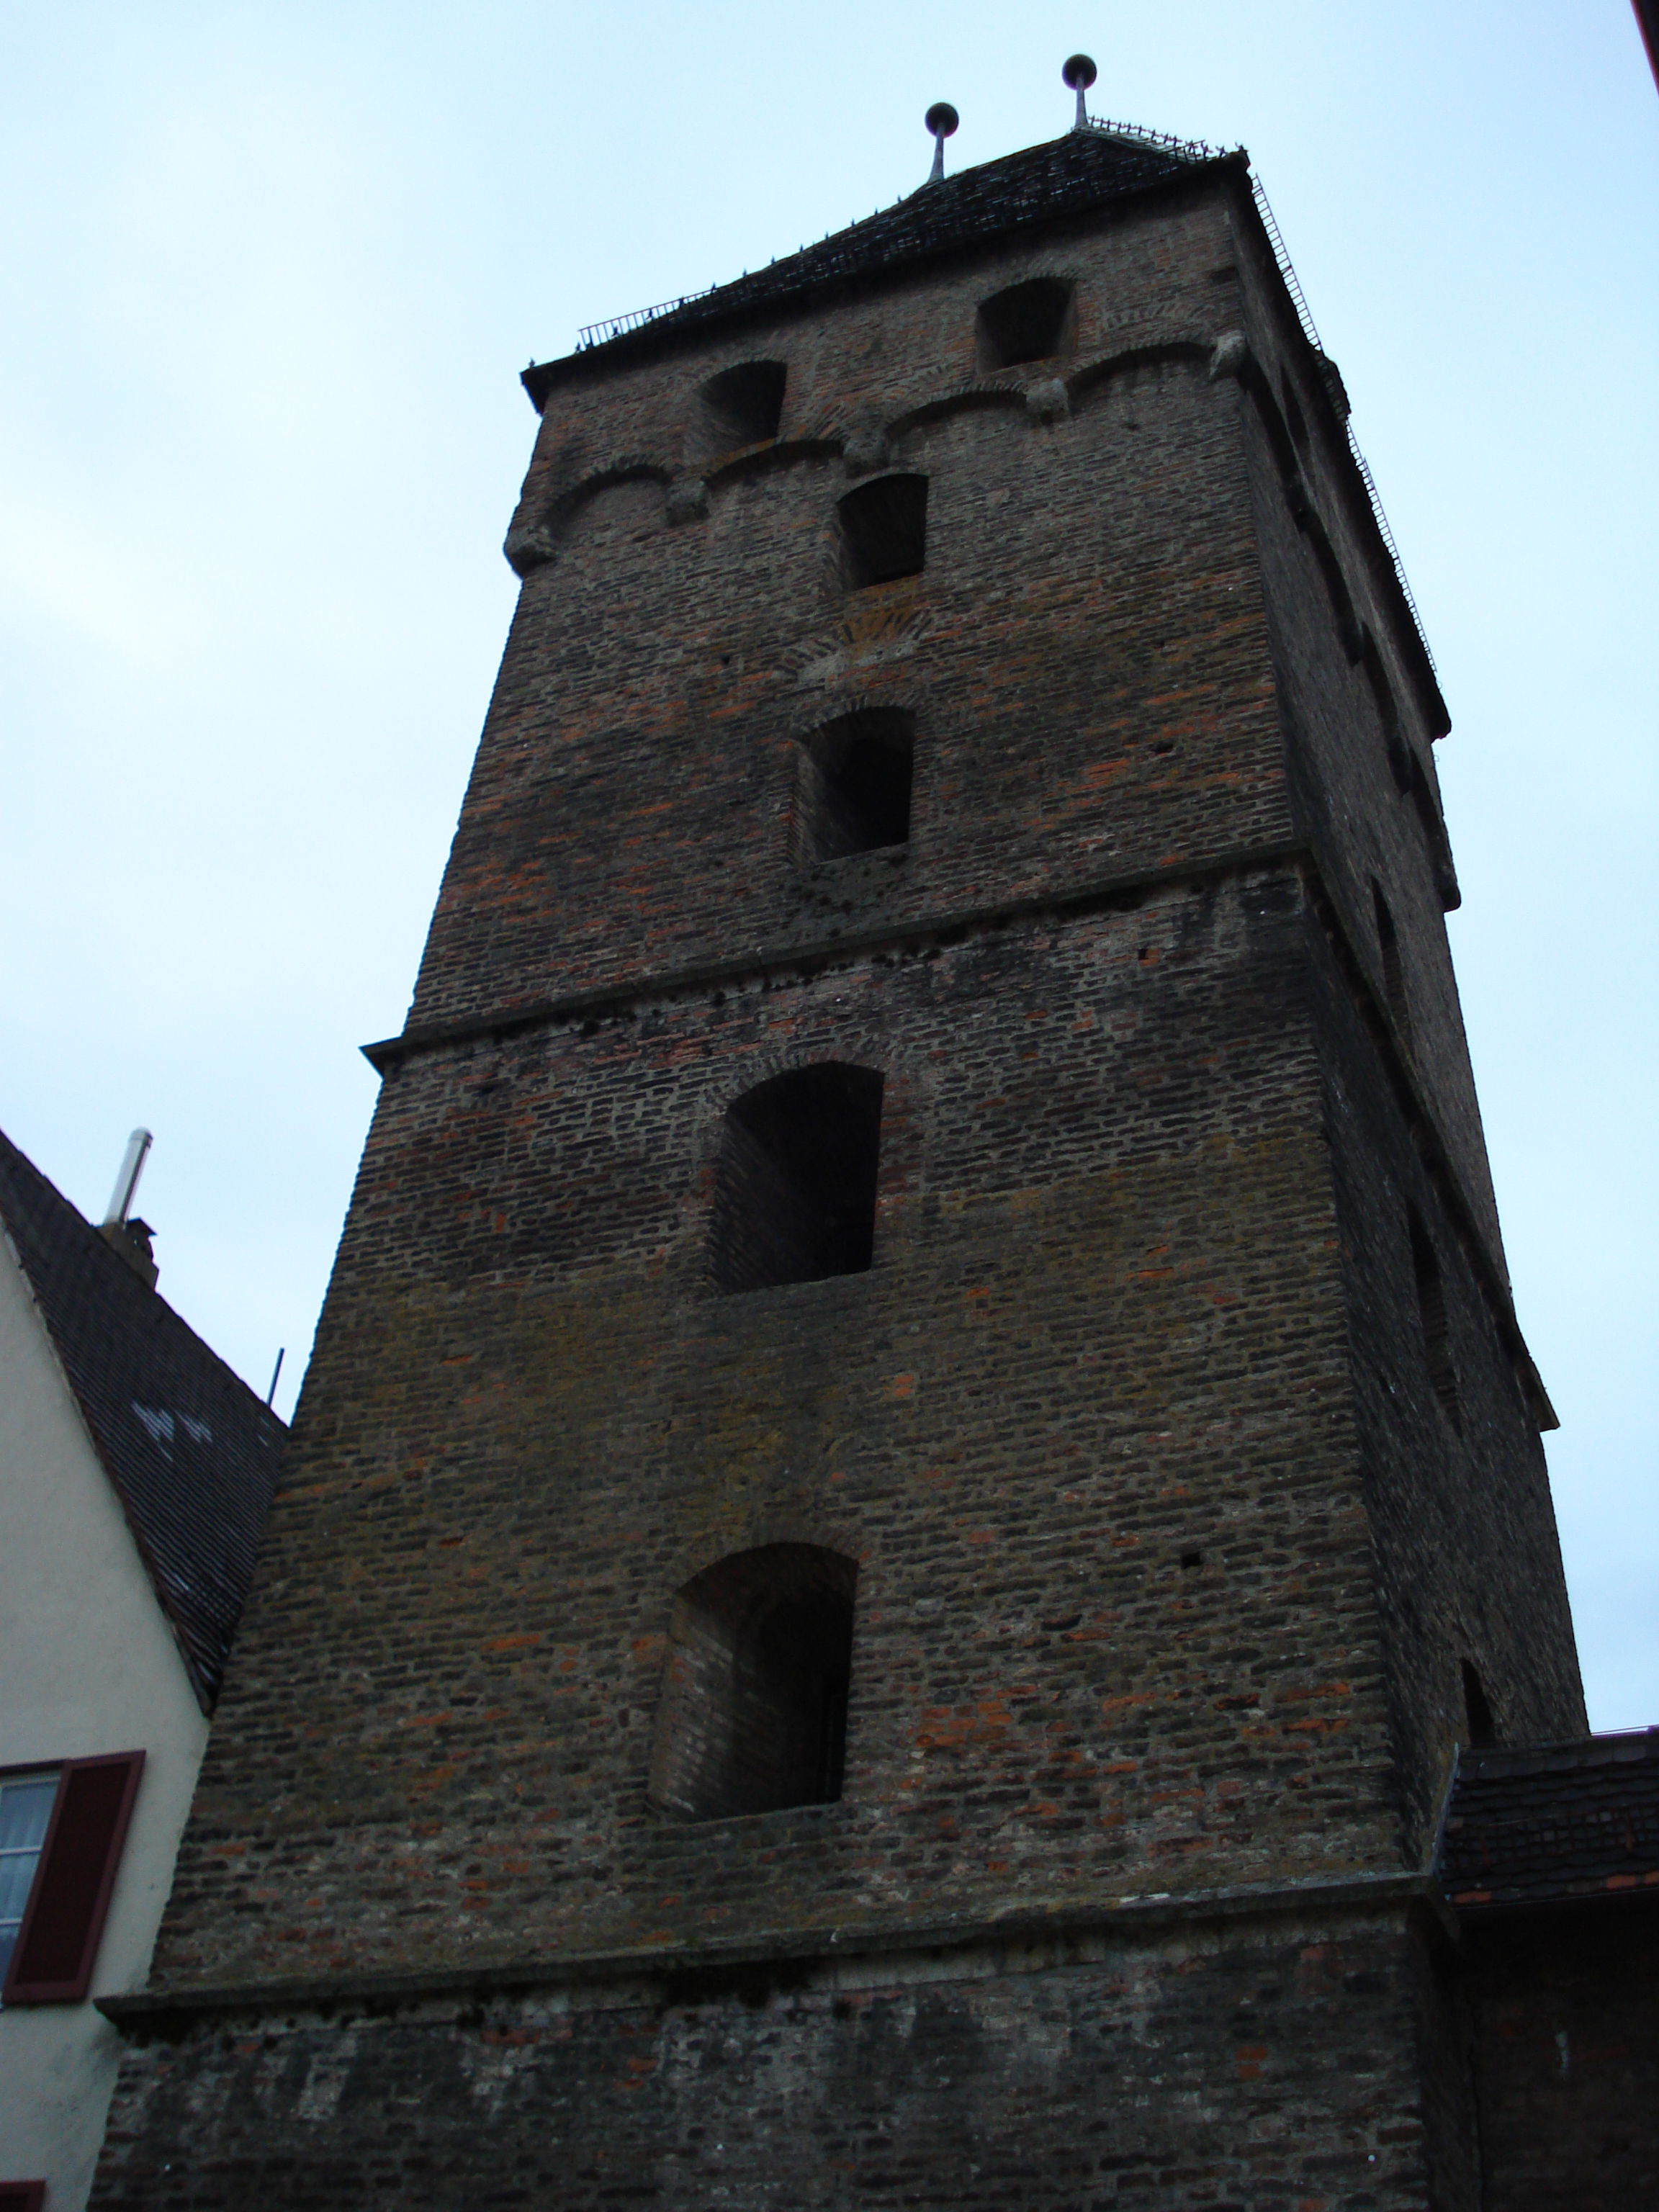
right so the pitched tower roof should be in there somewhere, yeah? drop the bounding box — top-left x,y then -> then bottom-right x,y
526,122 -> 1232,405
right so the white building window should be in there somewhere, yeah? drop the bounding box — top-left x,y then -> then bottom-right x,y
0,1773 -> 58,1991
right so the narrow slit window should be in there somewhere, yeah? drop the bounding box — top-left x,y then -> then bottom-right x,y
710,1065 -> 884,1295
1372,880 -> 1411,1043
976,277 -> 1074,370
1282,374 -> 1310,455
695,361 -> 786,455
1461,1660 -> 1496,1748
650,1545 -> 857,1821
1362,632 -> 1414,795
794,709 -> 914,862
837,475 -> 927,588
1306,516 -> 1362,661
1408,1207 -> 1461,1436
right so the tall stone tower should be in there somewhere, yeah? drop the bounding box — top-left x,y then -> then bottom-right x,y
95,86 -> 1583,2211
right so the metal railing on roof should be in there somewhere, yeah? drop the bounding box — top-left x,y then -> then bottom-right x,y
1251,176 -> 1436,675
574,121 -> 1222,352
1084,114 -> 1232,163
576,284 -> 719,352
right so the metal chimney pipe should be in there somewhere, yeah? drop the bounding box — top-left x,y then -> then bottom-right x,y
103,1128 -> 153,1228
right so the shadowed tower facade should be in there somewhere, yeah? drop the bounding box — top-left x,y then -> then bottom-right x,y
93,95 -> 1582,2212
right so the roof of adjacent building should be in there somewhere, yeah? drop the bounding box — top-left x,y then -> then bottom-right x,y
525,122 -> 1231,403
1438,1730 -> 1659,1912
0,1127 -> 285,1709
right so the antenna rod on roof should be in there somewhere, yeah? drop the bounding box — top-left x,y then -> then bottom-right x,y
1063,53 -> 1097,132
266,1347 -> 285,1408
924,102 -> 958,185
103,1128 -> 153,1228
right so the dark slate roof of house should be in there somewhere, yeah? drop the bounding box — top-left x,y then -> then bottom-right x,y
1438,1730 -> 1659,1912
526,123 -> 1232,403
0,1127 -> 285,1709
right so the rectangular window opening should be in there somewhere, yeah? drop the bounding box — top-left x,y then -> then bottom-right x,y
976,277 -> 1075,370
837,475 -> 927,589
794,709 -> 914,862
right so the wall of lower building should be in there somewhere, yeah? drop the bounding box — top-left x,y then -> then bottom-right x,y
1463,1903 -> 1659,2212
0,1244 -> 210,2211
94,1905 -> 1469,2212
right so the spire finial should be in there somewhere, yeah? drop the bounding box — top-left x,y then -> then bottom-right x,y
1062,53 -> 1097,132
924,102 -> 958,184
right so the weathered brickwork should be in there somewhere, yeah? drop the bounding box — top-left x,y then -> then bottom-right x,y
1463,1904 -> 1659,2211
1227,202 -> 1506,1275
153,875 -> 1405,1987
96,1907 -> 1471,2211
1308,909 -> 1582,1858
409,191 -> 1283,1030
96,127 -> 1584,2205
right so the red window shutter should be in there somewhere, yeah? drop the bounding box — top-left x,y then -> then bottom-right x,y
1,1750 -> 145,2005
0,2182 -> 48,2211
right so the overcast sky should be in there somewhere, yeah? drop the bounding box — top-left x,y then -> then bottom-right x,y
1,1 -> 1654,1730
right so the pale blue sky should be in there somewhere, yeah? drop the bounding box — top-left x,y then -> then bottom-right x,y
1,1 -> 1655,1726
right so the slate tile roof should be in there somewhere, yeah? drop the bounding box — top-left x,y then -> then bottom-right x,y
526,124 -> 1228,402
0,1127 -> 285,1709
1438,1730 -> 1659,1912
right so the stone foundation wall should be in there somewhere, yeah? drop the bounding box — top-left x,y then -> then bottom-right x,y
95,1901 -> 1470,2212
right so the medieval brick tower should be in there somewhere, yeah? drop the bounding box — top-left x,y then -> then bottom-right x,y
94,84 -> 1586,2211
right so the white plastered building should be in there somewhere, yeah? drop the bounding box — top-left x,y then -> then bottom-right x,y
0,1131 -> 282,2211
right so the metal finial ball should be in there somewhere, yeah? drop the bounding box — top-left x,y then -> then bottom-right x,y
925,102 -> 960,140
1062,53 -> 1097,91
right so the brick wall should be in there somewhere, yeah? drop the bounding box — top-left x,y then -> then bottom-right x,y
410,191 -> 1285,1031
153,873 -> 1403,1990
1228,199 -> 1507,1277
1308,900 -> 1583,1858
96,144 -> 1581,2204
1464,1903 -> 1659,2211
96,1905 -> 1468,2211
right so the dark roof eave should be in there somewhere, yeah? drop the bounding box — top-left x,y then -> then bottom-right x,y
521,148 -> 1242,412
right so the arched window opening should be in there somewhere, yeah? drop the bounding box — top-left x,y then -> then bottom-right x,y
650,1545 -> 858,1821
976,277 -> 1075,370
696,361 -> 786,456
1408,1205 -> 1462,1434
1461,1660 -> 1497,1748
794,709 -> 914,862
1372,880 -> 1411,1044
710,1064 -> 884,1294
837,475 -> 927,588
